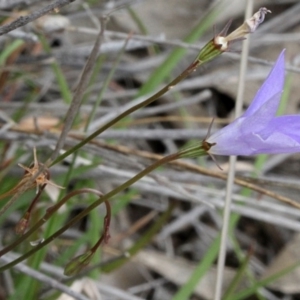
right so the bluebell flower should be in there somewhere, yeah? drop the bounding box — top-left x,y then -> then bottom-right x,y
206,50 -> 300,156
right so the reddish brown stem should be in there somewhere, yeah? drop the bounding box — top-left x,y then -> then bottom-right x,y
90,200 -> 111,253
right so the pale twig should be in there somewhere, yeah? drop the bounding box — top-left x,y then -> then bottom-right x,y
67,26 -> 300,73
110,177 -> 300,232
127,278 -> 167,296
0,90 -> 211,115
7,30 -> 38,42
214,2 -> 253,299
10,251 -> 146,300
87,129 -> 209,140
0,0 -> 76,36
0,0 -> 40,10
0,256 -> 90,300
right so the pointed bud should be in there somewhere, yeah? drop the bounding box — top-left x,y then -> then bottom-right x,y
197,7 -> 271,62
64,251 -> 94,276
15,212 -> 30,235
214,7 -> 271,52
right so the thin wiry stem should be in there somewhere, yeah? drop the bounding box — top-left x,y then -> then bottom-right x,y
1,124 -> 300,210
66,135 -> 300,209
0,0 -> 76,36
50,58 -> 205,166
214,2 -> 253,300
0,154 -> 179,271
0,189 -> 103,258
48,16 -> 107,163
2,141 -> 300,273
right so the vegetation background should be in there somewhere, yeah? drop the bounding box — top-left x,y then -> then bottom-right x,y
0,0 -> 300,299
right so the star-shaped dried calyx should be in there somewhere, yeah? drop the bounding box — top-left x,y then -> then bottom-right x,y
0,147 -> 64,201
18,147 -> 64,194
14,148 -> 64,234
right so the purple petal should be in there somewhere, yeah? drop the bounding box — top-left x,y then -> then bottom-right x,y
240,92 -> 282,134
243,50 -> 285,117
256,116 -> 300,154
207,51 -> 291,156
207,119 -> 252,156
208,114 -> 300,156
207,93 -> 283,156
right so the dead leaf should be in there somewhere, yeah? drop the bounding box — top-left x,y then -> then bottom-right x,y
260,233 -> 300,294
135,250 -> 239,299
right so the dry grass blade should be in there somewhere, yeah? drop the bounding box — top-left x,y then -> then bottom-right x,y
49,16 -> 107,163
0,256 -> 90,300
0,0 -> 76,36
214,2 -> 253,299
73,138 -> 300,210
1,1 -> 300,299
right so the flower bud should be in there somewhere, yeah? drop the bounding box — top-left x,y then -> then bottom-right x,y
214,7 -> 271,52
64,251 -> 93,276
15,212 -> 30,235
198,7 -> 271,62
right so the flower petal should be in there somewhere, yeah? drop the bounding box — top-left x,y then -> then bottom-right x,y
240,92 -> 282,134
255,115 -> 300,154
208,114 -> 300,156
207,92 -> 282,156
205,51 -> 300,157
243,50 -> 285,117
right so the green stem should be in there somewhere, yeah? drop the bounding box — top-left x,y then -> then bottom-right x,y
0,189 -> 102,258
0,153 -> 179,271
101,202 -> 175,273
50,57 -> 205,167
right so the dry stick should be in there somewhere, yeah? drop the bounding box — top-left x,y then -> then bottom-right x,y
48,16 -> 107,163
69,27 -> 300,74
0,256 -> 90,300
0,0 -> 79,216
0,0 -> 40,10
0,0 -> 76,36
0,15 -> 107,216
214,2 -> 253,299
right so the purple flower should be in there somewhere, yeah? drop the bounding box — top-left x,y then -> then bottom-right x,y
207,50 -> 300,156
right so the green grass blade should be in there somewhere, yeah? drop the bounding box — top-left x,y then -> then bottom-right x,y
223,248 -> 252,300
231,260 -> 300,300
0,39 -> 24,66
